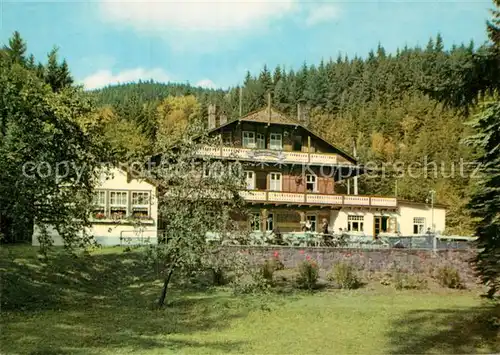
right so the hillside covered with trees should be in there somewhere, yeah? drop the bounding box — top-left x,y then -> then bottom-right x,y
88,34 -> 483,235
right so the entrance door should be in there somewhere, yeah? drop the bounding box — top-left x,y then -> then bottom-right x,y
374,216 -> 391,238
245,171 -> 255,190
269,173 -> 282,191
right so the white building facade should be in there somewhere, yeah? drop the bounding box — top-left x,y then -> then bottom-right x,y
33,167 -> 158,246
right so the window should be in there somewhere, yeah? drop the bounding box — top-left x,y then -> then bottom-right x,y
306,215 -> 317,232
256,133 -> 265,149
413,217 -> 426,234
269,133 -> 282,150
250,212 -> 261,231
110,191 -> 127,219
348,215 -> 364,232
269,173 -> 282,191
306,174 -> 317,192
131,191 -> 150,219
266,213 -> 274,231
245,171 -> 255,190
242,131 -> 255,148
92,190 -> 106,218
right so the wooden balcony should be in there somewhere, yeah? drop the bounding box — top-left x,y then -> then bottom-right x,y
239,190 -> 397,208
197,146 -> 348,166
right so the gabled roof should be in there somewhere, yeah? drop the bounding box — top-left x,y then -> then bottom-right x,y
208,107 -> 357,164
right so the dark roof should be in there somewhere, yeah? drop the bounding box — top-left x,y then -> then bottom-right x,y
208,107 -> 357,164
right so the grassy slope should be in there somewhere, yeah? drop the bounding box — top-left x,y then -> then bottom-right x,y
1,245 -> 499,355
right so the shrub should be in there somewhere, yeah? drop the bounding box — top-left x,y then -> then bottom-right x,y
393,272 -> 428,290
328,262 -> 361,289
260,260 -> 275,282
297,258 -> 319,290
231,271 -> 270,294
271,258 -> 285,271
260,254 -> 285,283
211,268 -> 227,286
436,266 -> 463,289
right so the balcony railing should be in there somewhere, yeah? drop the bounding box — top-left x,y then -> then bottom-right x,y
239,190 -> 397,207
197,146 -> 348,165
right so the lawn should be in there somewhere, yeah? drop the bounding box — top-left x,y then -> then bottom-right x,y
1,245 -> 499,354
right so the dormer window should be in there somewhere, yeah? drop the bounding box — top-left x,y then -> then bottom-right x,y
242,131 -> 255,148
270,133 -> 282,150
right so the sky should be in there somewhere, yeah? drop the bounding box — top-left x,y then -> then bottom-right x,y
1,0 -> 493,90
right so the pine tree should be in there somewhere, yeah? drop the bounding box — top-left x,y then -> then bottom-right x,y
487,0 -> 500,45
435,33 -> 444,52
43,48 -> 72,92
259,64 -> 273,93
466,101 -> 500,298
272,65 -> 282,85
58,60 -> 74,88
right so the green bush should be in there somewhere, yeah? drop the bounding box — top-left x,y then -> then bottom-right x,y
260,260 -> 275,282
393,272 -> 428,290
211,268 -> 228,286
328,262 -> 361,289
297,258 -> 319,290
270,258 -> 285,271
436,266 -> 463,289
260,257 -> 285,283
231,271 -> 270,294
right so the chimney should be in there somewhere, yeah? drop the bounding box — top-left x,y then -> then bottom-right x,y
219,113 -> 227,126
208,104 -> 216,129
297,103 -> 309,126
353,139 -> 359,196
239,86 -> 243,118
267,92 -> 272,124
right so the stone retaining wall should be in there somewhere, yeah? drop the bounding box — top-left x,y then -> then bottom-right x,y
226,246 -> 478,283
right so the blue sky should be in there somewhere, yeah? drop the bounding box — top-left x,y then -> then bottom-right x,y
1,0 -> 493,90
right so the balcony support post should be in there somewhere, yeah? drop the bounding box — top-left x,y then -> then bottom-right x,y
307,135 -> 311,163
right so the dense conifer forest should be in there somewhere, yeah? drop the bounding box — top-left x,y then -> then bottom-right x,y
88,35 -> 485,235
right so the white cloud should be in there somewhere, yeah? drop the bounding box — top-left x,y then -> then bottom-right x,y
99,0 -> 298,33
82,68 -> 170,90
195,79 -> 216,89
305,4 -> 340,26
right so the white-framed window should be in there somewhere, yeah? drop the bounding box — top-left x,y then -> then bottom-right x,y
256,133 -> 265,149
92,190 -> 106,218
242,131 -> 256,148
269,172 -> 282,191
131,191 -> 150,219
269,133 -> 282,150
110,191 -> 128,219
413,217 -> 426,234
306,174 -> 317,192
266,213 -> 274,231
306,214 -> 317,232
348,215 -> 364,232
245,171 -> 255,190
250,212 -> 261,231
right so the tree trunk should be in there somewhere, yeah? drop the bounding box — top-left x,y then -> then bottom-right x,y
157,268 -> 174,308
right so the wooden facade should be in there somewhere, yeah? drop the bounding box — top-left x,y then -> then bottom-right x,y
202,106 -> 402,235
